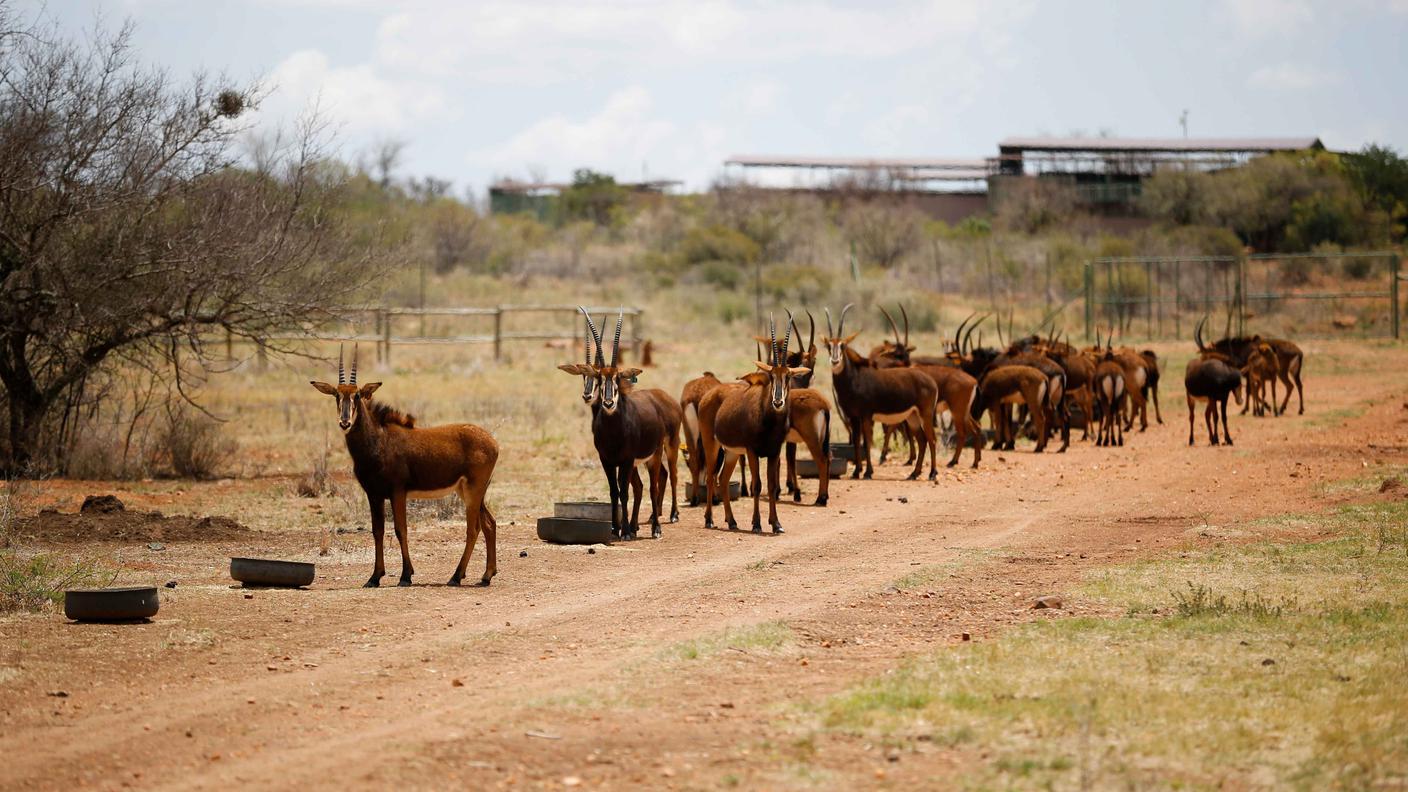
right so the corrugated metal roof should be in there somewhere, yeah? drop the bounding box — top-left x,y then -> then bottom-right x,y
725,155 -> 989,170
997,136 -> 1322,153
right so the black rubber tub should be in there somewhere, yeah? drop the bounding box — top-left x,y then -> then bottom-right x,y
230,557 -> 316,588
553,501 -> 614,521
64,586 -> 159,622
537,517 -> 614,545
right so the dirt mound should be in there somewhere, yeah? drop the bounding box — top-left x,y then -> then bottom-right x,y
15,500 -> 249,544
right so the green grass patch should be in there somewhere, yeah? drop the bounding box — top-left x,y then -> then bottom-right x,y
664,621 -> 793,661
0,550 -> 114,613
802,498 -> 1408,790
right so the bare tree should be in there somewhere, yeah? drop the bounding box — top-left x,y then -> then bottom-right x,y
0,11 -> 372,470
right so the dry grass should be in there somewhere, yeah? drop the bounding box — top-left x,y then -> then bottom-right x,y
802,494 -> 1408,790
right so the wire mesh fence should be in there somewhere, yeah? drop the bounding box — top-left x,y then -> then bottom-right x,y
1084,252 -> 1402,342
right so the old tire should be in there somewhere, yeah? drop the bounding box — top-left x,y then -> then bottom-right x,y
64,586 -> 159,622
230,557 -> 316,588
537,517 -> 614,545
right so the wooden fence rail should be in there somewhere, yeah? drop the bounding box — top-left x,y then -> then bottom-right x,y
235,304 -> 644,364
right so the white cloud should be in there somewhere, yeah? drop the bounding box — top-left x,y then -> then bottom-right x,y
728,79 -> 783,117
1247,62 -> 1339,90
261,50 -> 447,135
482,86 -> 676,179
374,0 -> 1031,83
1224,0 -> 1314,36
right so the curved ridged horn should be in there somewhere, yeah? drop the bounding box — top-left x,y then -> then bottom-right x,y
583,312 -> 593,366
579,306 -> 605,366
879,305 -> 902,351
900,304 -> 910,348
789,316 -> 801,359
838,303 -> 854,337
768,312 -> 778,365
953,312 -> 975,351
805,310 -> 815,353
1195,317 -> 1206,351
781,309 -> 794,365
338,343 -> 345,384
824,307 -> 835,339
350,343 -> 358,385
963,313 -> 987,353
610,310 -> 623,367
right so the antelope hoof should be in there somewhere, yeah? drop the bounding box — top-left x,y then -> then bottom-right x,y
862,470 -> 873,480
670,510 -> 679,523
363,576 -> 382,588
814,494 -> 828,507
652,527 -> 662,539
751,522 -> 763,534
906,471 -> 919,481
447,576 -> 462,587
792,491 -> 802,503
476,577 -> 492,587
705,519 -> 715,530
771,524 -> 784,535
928,470 -> 938,481
726,520 -> 738,531
397,576 -> 413,587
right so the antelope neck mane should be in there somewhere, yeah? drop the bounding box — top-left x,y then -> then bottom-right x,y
367,400 -> 416,428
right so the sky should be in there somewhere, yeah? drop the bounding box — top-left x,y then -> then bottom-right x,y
14,0 -> 1408,197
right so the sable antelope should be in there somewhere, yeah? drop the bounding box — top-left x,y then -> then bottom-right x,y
872,306 -> 984,468
1139,349 -> 1164,424
974,365 -> 1050,452
311,347 -> 499,587
680,371 -> 723,506
563,310 -> 682,538
768,313 -> 833,506
1211,334 -> 1305,415
984,345 -> 1069,453
1092,346 -> 1127,448
1241,341 -> 1281,417
1037,333 -> 1096,441
1186,318 -> 1243,446
699,313 -> 809,532
824,304 -> 940,480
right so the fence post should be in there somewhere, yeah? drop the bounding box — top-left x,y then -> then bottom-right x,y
1174,259 -> 1182,340
493,307 -> 503,361
1392,254 -> 1401,340
1146,260 -> 1154,339
1236,256 -> 1247,337
382,312 -> 392,367
1083,261 -> 1094,341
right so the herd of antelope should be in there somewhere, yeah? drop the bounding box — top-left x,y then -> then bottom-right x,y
309,306 -> 1305,585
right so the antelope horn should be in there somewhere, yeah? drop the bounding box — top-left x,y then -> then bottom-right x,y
824,307 -> 835,339
806,310 -> 815,352
338,343 -> 345,384
964,313 -> 987,353
953,312 -> 975,352
781,309 -> 794,365
583,312 -> 593,366
768,312 -> 778,365
900,304 -> 910,347
610,310 -> 623,368
789,316 -> 801,359
350,343 -> 358,385
879,305 -> 902,351
838,303 -> 854,337
579,306 -> 605,366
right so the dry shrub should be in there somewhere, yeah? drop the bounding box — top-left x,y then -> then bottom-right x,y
157,408 -> 236,480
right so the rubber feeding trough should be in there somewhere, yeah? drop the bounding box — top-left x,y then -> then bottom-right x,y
230,557 -> 315,588
537,502 -> 615,545
64,586 -> 159,622
684,480 -> 742,502
797,456 -> 848,479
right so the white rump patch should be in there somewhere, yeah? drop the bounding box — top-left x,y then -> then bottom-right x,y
1135,367 -> 1147,387
684,404 -> 699,441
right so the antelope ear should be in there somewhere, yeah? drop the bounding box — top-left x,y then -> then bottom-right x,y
788,366 -> 812,377
844,332 -> 860,344
558,363 -> 586,375
619,367 -> 642,379
754,360 -> 771,372
751,335 -> 770,343
358,382 -> 381,397
310,381 -> 338,396
906,344 -> 916,352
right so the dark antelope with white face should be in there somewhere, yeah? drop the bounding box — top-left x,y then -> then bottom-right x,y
1185,318 -> 1244,446
310,346 -> 499,587
698,313 -> 809,533
824,304 -> 941,480
562,310 -> 681,538
1211,333 -> 1304,416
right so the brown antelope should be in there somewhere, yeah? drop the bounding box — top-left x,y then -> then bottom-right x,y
1037,333 -> 1096,441
562,309 -> 681,538
975,365 -> 1050,452
311,346 -> 499,587
1186,318 -> 1244,446
872,306 -> 983,468
1241,340 -> 1281,417
680,371 -> 724,506
771,313 -> 833,506
699,313 -> 809,532
1211,333 -> 1304,415
1092,346 -> 1127,447
824,304 -> 941,480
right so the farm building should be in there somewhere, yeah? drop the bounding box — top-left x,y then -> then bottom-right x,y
488,177 -> 682,218
724,135 -> 1325,222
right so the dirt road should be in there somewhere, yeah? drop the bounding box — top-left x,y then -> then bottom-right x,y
3,346 -> 1406,790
